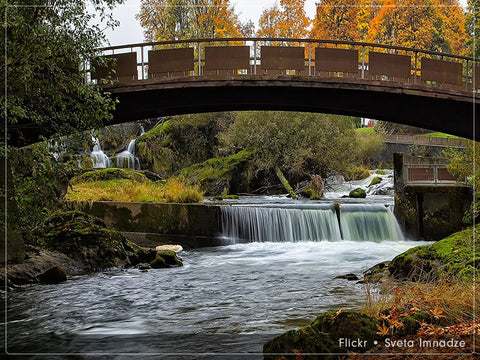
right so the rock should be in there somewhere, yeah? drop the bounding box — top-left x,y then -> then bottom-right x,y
38,266 -> 67,284
363,261 -> 390,282
349,188 -> 366,198
36,210 -> 132,271
150,251 -> 183,269
368,176 -> 382,187
155,245 -> 183,253
335,273 -> 359,281
264,311 -> 381,359
138,263 -> 151,270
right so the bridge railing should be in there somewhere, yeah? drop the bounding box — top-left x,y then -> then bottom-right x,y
403,163 -> 460,185
85,37 -> 479,93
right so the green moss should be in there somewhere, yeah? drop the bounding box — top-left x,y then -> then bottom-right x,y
376,169 -> 387,175
301,188 -> 321,200
71,168 -> 147,184
368,176 -> 382,187
389,225 -> 480,281
275,165 -> 296,199
180,149 -> 254,195
264,311 -> 381,359
345,166 -> 371,181
349,188 -> 366,198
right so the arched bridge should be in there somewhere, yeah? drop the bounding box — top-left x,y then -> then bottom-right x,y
91,38 -> 479,140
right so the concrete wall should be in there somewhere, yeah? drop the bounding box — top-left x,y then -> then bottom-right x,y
393,153 -> 472,240
81,201 -> 224,248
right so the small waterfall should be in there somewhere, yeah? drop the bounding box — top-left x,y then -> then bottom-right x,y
221,204 -> 342,242
220,203 -> 404,243
340,204 -> 404,242
90,136 -> 111,168
113,126 -> 144,170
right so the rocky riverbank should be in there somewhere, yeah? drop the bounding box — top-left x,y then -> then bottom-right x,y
263,225 -> 480,359
2,211 -> 183,289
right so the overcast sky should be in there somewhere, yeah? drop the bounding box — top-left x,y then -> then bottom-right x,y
98,0 -> 468,47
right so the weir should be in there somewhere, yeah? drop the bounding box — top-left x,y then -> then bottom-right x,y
220,203 -> 403,243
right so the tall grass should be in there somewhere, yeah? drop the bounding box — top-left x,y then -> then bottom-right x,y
65,177 -> 203,203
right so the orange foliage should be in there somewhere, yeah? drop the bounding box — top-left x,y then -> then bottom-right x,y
257,0 -> 311,38
311,0 -> 361,41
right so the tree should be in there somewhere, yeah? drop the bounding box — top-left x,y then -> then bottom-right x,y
367,0 -> 466,53
137,0 -> 247,42
311,0 -> 360,41
2,0 -> 122,147
219,112 -> 358,182
257,0 -> 311,38
465,0 -> 480,57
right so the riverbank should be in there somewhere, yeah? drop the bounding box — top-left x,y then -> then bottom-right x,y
263,225 -> 479,359
2,210 -> 183,289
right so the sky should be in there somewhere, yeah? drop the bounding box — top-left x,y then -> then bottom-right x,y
98,0 -> 468,47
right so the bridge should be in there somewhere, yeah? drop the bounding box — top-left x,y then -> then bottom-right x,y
90,38 -> 479,140
11,38 -> 480,145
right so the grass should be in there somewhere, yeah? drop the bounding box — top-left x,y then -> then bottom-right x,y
355,127 -> 375,134
415,132 -> 461,139
65,176 -> 203,203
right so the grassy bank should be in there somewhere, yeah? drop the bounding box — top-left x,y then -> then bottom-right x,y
65,169 -> 203,203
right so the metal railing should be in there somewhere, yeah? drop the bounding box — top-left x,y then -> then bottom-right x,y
85,37 -> 480,93
404,163 -> 460,185
386,134 -> 467,147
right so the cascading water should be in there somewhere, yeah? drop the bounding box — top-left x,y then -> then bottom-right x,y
221,203 -> 404,243
340,204 -> 404,241
221,204 -> 342,242
113,125 -> 145,170
90,136 -> 111,168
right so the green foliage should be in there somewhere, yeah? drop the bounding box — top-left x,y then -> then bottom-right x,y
444,140 -> 480,224
136,113 -> 235,174
376,169 -> 386,175
344,166 -> 371,181
220,111 -> 358,182
354,128 -> 386,165
7,145 -> 79,237
3,0 -> 121,146
466,0 -> 480,57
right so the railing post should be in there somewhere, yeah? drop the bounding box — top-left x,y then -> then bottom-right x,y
308,42 -> 312,76
361,46 -> 365,79
414,52 -> 418,84
466,60 -> 469,91
253,40 -> 257,75
197,42 -> 202,76
141,46 -> 145,80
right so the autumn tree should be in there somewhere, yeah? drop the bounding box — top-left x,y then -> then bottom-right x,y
137,0 -> 247,41
367,0 -> 466,53
311,0 -> 360,41
257,0 -> 311,38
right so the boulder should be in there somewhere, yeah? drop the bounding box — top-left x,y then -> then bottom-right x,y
38,266 -> 67,284
150,251 -> 183,269
349,188 -> 366,198
155,245 -> 183,253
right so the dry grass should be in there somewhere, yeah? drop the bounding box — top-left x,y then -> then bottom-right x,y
363,279 -> 479,325
65,177 -> 203,203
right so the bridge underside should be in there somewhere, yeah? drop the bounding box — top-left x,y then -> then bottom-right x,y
108,77 -> 478,140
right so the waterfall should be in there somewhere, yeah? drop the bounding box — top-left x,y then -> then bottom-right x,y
113,125 -> 144,170
220,203 -> 404,243
221,204 -> 342,242
90,136 -> 111,168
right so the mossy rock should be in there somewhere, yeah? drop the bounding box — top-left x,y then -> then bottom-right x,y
389,225 -> 480,281
38,266 -> 67,284
36,210 -> 132,271
368,176 -> 382,187
150,251 -> 183,268
264,311 -> 382,359
301,188 -> 321,200
349,188 -> 366,198
71,168 -> 147,184
180,149 -> 254,195
376,170 -> 387,175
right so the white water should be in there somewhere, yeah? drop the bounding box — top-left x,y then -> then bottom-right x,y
221,203 -> 403,243
90,136 -> 111,168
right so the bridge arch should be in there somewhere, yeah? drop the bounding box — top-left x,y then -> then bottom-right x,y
93,38 -> 478,140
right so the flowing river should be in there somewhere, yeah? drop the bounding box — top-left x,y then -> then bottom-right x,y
4,174 -> 431,358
